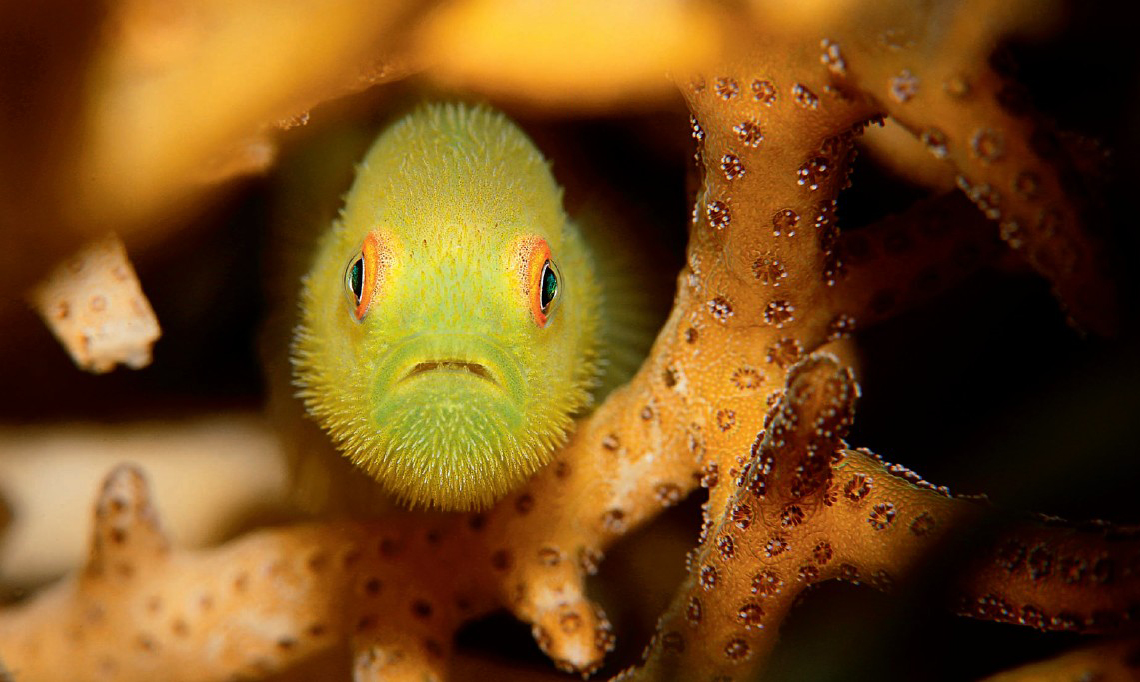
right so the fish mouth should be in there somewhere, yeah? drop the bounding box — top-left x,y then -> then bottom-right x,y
403,360 -> 497,385
374,333 -> 526,409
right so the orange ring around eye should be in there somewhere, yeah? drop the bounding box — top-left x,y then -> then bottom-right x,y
352,230 -> 391,321
510,236 -> 554,327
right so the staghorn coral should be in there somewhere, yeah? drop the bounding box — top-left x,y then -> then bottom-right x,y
0,0 -> 1136,681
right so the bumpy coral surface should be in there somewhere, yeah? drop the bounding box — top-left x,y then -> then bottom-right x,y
1,0 -> 1136,681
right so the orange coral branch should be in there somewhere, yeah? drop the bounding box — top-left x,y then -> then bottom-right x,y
621,355 -> 985,680
827,3 -> 1118,333
1,468 -> 348,681
0,466 -> 515,682
621,354 -> 862,680
0,453 -> 624,681
677,36 -> 882,535
957,518 -> 1140,633
622,352 -> 1140,679
821,458 -> 1140,637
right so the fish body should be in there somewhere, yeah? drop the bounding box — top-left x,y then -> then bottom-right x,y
291,104 -> 602,510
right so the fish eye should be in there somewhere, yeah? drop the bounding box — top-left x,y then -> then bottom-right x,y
343,230 -> 391,321
539,260 -> 559,314
345,253 -> 365,307
512,235 -> 562,328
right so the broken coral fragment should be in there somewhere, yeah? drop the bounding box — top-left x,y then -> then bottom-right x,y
29,233 -> 160,373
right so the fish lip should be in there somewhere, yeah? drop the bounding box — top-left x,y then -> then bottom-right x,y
401,360 -> 497,385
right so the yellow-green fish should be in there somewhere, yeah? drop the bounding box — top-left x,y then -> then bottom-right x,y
291,104 -> 609,511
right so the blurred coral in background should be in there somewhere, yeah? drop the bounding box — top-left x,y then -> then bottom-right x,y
1,1 -> 1139,681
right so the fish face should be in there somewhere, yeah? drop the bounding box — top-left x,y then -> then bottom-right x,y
291,104 -> 601,510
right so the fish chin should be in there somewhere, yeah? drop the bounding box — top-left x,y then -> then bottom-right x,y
373,376 -> 524,439
360,385 -> 542,510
